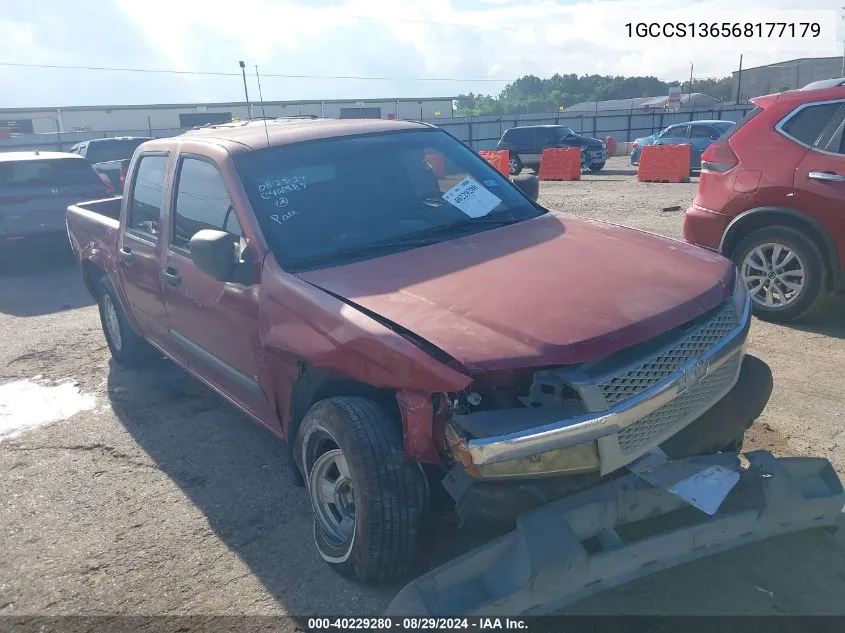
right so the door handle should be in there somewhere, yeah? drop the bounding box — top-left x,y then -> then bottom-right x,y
162,266 -> 182,288
119,246 -> 133,265
808,171 -> 845,183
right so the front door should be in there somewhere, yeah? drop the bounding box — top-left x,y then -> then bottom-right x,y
117,153 -> 171,344
160,155 -> 270,420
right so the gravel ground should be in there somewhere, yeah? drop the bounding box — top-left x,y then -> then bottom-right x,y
1,155 -> 843,618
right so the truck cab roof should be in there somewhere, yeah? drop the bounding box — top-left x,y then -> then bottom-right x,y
165,117 -> 432,153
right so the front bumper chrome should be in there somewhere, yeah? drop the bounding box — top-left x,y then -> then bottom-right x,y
456,290 -> 752,473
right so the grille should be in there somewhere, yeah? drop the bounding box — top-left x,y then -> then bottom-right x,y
617,353 -> 742,455
599,301 -> 738,407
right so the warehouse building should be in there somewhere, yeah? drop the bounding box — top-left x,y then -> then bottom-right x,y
564,92 -> 720,115
732,57 -> 841,100
0,96 -> 456,137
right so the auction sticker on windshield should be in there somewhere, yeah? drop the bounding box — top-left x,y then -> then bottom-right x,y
442,176 -> 501,218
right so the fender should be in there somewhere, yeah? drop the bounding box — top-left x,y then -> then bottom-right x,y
719,206 -> 842,288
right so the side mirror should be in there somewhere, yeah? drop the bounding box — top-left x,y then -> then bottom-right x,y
710,133 -> 720,140
511,174 -> 539,202
189,229 -> 249,283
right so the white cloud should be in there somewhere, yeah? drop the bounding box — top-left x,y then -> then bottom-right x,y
0,0 -> 840,107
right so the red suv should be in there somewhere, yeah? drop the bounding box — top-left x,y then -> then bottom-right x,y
684,79 -> 845,322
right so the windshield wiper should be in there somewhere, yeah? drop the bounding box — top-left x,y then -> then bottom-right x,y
291,216 -> 524,270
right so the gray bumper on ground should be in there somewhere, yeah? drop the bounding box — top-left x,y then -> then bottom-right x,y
386,450 -> 844,616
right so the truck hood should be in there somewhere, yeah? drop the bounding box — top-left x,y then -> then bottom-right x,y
296,213 -> 734,372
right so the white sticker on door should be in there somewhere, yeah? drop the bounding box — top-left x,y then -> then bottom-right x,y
441,177 -> 502,218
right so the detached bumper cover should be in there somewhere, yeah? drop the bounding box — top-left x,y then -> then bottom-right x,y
386,450 -> 843,617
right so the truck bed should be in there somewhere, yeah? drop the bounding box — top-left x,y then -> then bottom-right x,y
66,197 -> 122,289
69,196 -> 122,221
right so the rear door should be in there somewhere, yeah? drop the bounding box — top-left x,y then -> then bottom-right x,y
117,153 -> 171,344
790,99 -> 845,270
689,124 -> 721,168
161,155 -> 269,420
0,157 -> 108,238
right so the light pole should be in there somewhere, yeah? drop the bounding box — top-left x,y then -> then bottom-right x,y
239,61 -> 253,119
688,61 -> 694,100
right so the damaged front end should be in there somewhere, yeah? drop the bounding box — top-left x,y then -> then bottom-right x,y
437,280 -> 756,517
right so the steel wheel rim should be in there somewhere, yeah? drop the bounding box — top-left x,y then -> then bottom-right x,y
509,158 -> 519,173
741,242 -> 806,309
103,295 -> 122,351
308,449 -> 355,547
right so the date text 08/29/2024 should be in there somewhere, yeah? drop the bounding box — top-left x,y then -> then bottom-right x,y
307,618 -> 528,630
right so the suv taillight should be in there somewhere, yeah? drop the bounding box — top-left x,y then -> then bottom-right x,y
632,141 -> 638,149
701,143 -> 738,173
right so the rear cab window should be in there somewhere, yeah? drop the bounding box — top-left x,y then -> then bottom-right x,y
126,155 -> 168,240
0,157 -> 101,190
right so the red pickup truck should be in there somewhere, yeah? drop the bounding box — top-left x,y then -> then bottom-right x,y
66,118 -> 772,585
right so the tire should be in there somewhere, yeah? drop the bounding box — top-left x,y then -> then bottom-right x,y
732,226 -> 825,323
97,279 -> 156,367
508,154 -> 523,176
295,396 -> 427,584
588,162 -> 605,172
511,173 -> 539,202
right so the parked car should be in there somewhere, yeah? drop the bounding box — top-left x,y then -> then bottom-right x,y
630,120 -> 734,170
496,125 -> 608,175
70,136 -> 152,194
683,81 -> 845,322
67,118 -> 771,584
0,151 -> 111,257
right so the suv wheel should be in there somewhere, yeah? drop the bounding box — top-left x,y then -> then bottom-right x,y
508,154 -> 523,176
588,161 -> 605,172
732,226 -> 825,322
295,396 -> 427,584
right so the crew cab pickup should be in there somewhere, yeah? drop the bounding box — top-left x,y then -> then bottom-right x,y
67,118 -> 773,585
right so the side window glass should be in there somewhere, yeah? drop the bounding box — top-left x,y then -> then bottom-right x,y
781,102 -> 843,147
172,158 -> 242,252
127,155 -> 168,239
814,105 -> 845,155
690,125 -> 716,139
533,129 -> 555,147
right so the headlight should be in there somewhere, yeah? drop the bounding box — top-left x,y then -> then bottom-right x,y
446,426 -> 600,480
732,266 -> 750,317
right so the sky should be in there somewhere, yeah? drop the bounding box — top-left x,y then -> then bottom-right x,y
0,0 -> 841,108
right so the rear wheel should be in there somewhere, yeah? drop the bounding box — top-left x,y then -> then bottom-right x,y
588,162 -> 605,172
296,396 -> 427,584
97,279 -> 156,367
508,154 -> 523,176
732,226 -> 825,322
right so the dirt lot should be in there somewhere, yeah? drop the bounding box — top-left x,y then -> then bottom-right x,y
1,155 -> 843,618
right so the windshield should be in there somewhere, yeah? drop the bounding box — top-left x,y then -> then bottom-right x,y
235,129 -> 543,271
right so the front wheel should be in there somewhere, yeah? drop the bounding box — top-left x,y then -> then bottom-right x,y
588,162 -> 605,172
732,226 -> 826,322
296,396 -> 427,584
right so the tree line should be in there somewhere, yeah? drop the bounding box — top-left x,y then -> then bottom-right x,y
455,74 -> 733,115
